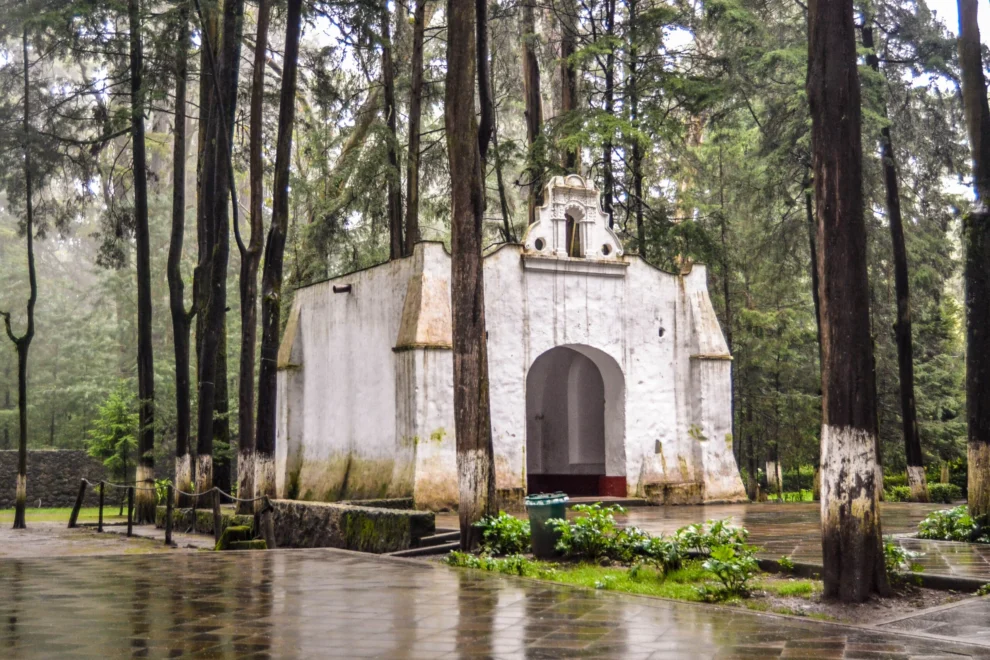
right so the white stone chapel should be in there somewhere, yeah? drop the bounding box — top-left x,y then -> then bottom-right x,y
275,175 -> 747,509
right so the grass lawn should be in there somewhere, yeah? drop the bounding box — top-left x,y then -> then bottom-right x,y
443,552 -> 967,624
0,507 -> 129,524
538,561 -> 713,602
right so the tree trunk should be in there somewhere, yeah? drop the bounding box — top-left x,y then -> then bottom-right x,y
237,0 -> 271,512
489,37 -> 513,242
256,0 -> 302,505
861,23 -> 926,503
382,1 -> 403,260
476,0 -> 494,167
214,323 -> 231,494
195,0 -> 243,493
129,0 -> 156,523
745,404 -> 757,501
404,0 -> 428,255
169,1 -> 194,506
808,0 -> 888,601
602,0 -> 615,226
2,364 -> 10,450
521,0 -> 544,226
446,0 -> 496,550
804,171 -> 822,365
47,343 -> 58,446
627,0 -> 644,249
957,0 -> 990,523
2,22 -> 39,530
558,0 -> 579,171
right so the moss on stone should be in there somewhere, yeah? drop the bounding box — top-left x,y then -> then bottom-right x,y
215,525 -> 253,551
271,499 -> 434,553
154,506 -> 254,536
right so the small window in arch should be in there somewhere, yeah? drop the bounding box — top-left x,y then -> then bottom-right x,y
565,214 -> 583,257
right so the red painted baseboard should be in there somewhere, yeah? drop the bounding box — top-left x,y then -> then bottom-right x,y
598,476 -> 627,498
526,474 -> 627,498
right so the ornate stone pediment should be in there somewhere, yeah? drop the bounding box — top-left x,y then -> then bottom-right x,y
522,174 -> 624,261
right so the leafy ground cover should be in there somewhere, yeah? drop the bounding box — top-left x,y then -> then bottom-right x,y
443,505 -> 975,624
917,506 -> 990,543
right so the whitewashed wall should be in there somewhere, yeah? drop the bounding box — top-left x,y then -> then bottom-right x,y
275,176 -> 746,507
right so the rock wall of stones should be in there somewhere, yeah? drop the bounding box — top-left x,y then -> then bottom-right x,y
0,450 -> 106,509
272,500 -> 435,553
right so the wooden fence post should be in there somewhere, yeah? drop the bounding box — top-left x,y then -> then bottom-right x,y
68,480 -> 87,529
212,488 -> 222,547
98,481 -> 105,533
126,486 -> 134,537
165,484 -> 174,546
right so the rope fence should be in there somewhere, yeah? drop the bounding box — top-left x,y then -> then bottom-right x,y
68,478 -> 276,550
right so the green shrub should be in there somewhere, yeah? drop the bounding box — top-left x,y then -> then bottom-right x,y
474,511 -> 531,555
85,383 -> 139,484
634,534 -> 685,573
918,506 -> 988,542
548,503 -> 625,561
696,545 -> 757,601
772,490 -> 813,502
675,519 -> 749,554
928,483 -> 963,504
883,536 -> 923,577
444,551 -> 554,577
885,486 -> 911,502
883,473 -> 908,489
155,478 -> 172,505
778,556 -> 795,572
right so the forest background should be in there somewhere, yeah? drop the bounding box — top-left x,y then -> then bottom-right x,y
0,0 -> 985,492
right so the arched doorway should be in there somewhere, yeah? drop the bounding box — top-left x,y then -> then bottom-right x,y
525,345 -> 626,496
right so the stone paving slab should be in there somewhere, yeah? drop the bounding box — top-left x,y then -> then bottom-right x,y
0,546 -> 988,658
880,597 -> 990,647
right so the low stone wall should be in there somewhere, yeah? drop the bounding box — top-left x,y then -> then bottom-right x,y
0,450 -> 106,509
272,500 -> 435,553
155,506 -> 254,536
154,500 -> 436,554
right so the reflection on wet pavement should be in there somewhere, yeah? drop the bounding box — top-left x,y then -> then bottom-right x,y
0,548 -> 987,658
613,502 -> 990,580
440,502 -> 990,580
881,597 -> 990,646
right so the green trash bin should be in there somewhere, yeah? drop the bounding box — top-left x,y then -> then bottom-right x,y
525,492 -> 569,559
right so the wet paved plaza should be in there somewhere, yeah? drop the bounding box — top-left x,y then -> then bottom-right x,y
1,547 -> 989,659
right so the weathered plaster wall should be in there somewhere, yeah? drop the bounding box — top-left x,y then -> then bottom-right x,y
0,450 -> 106,509
275,255 -> 417,502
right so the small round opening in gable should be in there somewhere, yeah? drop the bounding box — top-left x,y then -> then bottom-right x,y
534,238 -> 546,252
601,244 -> 612,256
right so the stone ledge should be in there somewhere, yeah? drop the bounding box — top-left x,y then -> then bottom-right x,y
272,500 -> 435,553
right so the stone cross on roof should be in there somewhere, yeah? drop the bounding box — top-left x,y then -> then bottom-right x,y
522,174 -> 624,260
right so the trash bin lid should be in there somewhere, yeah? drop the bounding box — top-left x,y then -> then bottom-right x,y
524,492 -> 569,506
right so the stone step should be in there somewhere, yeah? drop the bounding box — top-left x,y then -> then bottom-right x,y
565,496 -> 649,508
388,541 -> 460,558
417,531 -> 460,548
